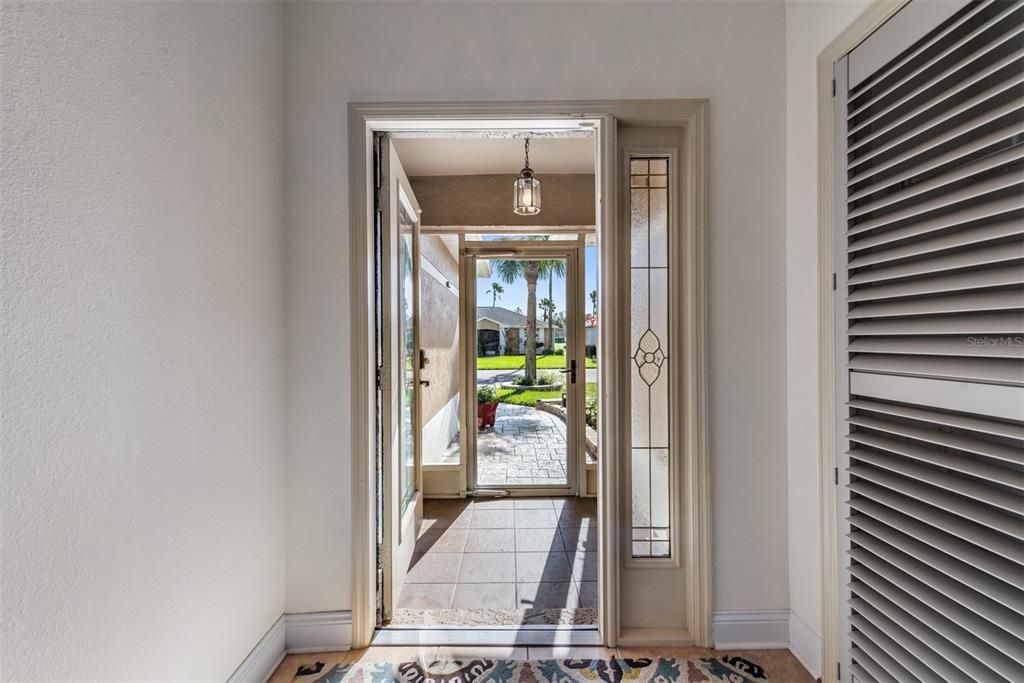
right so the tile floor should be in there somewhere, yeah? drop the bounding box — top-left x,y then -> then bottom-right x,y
396,496 -> 596,621
270,646 -> 815,683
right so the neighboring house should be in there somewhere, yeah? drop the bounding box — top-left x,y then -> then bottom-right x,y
585,318 -> 598,349
477,306 -> 563,355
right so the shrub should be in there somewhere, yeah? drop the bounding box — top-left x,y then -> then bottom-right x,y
477,385 -> 498,403
554,348 -> 565,356
585,397 -> 598,429
537,370 -> 561,385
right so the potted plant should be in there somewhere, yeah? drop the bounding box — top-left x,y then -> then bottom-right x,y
477,385 -> 499,429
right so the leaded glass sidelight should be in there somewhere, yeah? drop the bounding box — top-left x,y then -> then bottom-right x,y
629,157 -> 671,559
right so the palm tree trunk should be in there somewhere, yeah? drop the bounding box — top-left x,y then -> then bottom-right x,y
525,264 -> 539,380
545,274 -> 554,351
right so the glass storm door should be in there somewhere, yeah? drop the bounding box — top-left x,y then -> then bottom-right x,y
464,242 -> 584,495
379,136 -> 423,621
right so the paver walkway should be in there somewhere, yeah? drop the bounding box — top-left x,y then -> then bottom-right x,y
478,404 -> 567,486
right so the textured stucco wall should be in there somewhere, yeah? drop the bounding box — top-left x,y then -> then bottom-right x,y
284,0 -> 789,615
784,0 -> 873,655
419,236 -> 460,426
410,174 -> 596,227
0,1 -> 286,679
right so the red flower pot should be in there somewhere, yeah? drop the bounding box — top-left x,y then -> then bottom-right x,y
477,401 -> 498,429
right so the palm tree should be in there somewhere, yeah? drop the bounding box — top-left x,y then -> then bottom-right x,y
485,282 -> 504,307
539,297 -> 557,350
491,257 -> 567,380
589,289 -> 598,321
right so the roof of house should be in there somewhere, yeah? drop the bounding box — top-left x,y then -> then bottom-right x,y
476,306 -> 528,328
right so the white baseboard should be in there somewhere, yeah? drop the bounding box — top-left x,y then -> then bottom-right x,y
712,609 -> 790,649
285,610 -> 354,654
227,615 -> 286,683
227,611 -> 352,683
788,610 -> 821,679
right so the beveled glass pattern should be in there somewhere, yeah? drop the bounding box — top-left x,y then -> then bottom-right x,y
398,202 -> 417,514
629,156 -> 671,559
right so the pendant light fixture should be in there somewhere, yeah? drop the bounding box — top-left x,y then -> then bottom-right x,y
512,137 -> 541,216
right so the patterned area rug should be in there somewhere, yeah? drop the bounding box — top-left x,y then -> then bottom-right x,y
291,657 -> 770,683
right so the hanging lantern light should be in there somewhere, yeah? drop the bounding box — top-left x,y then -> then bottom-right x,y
513,138 -> 541,216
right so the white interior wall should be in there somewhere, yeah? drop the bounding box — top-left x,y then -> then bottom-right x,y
0,2 -> 286,679
783,0 -> 875,656
284,0 -> 790,616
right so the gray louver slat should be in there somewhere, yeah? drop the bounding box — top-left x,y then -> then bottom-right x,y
840,2 -> 1024,680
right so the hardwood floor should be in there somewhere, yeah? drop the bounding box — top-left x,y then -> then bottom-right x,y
268,645 -> 815,683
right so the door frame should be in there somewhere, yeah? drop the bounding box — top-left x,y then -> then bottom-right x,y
814,3 -> 911,681
348,100 -> 710,648
461,238 -> 585,497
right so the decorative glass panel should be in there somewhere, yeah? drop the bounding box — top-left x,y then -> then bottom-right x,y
398,202 -> 417,513
629,156 -> 671,559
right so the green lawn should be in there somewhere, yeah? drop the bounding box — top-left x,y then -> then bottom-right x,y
495,382 -> 597,408
477,354 -> 597,370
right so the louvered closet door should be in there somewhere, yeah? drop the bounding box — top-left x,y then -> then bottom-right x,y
835,1 -> 1024,681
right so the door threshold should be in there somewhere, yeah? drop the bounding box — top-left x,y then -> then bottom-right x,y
373,625 -> 601,647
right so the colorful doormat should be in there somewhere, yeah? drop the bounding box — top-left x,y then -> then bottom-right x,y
292,657 -> 770,683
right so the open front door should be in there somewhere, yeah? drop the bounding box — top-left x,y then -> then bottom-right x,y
378,135 -> 423,622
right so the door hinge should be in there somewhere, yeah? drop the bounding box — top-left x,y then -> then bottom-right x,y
375,365 -> 383,389
831,78 -> 837,97
831,272 -> 837,290
834,467 -> 839,486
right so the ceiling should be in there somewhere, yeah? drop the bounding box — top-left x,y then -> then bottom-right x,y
393,137 -> 595,176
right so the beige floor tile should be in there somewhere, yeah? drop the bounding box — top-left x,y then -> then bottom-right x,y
576,580 -> 598,607
566,551 -> 598,582
514,527 -> 565,552
451,582 -> 516,609
472,498 -> 514,509
459,552 -> 516,583
515,551 -> 572,582
421,513 -> 472,533
415,528 -> 468,554
397,582 -> 455,609
465,528 -> 515,553
514,508 -> 559,528
406,553 -> 462,584
516,581 -> 579,609
513,498 -> 556,509
556,507 -> 596,528
551,497 -> 596,511
470,509 -> 515,529
558,525 -> 597,552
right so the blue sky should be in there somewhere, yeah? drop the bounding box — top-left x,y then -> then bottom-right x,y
477,245 -> 598,318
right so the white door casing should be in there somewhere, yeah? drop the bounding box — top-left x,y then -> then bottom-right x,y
348,102 -> 710,648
